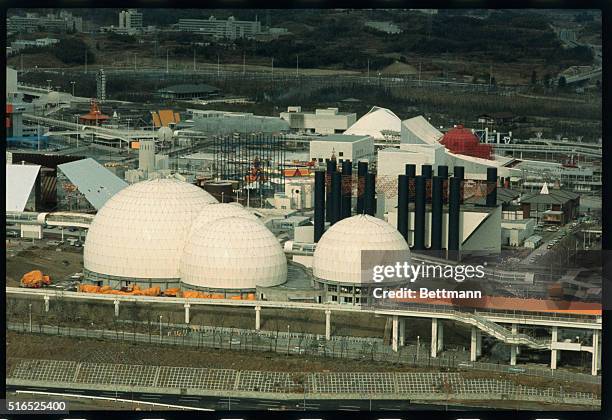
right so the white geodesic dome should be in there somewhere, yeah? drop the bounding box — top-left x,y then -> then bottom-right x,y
84,178 -> 218,280
180,216 -> 287,290
312,214 -> 410,283
189,202 -> 259,233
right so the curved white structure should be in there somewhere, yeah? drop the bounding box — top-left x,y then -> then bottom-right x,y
344,106 -> 401,140
313,215 -> 410,283
189,202 -> 259,233
84,179 -> 218,281
180,216 -> 287,290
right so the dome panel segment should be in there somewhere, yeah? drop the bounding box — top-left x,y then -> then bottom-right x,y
180,216 -> 287,290
312,214 -> 410,283
84,178 -> 218,280
190,202 -> 259,233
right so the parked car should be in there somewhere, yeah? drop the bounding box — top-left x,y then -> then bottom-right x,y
6,230 -> 19,238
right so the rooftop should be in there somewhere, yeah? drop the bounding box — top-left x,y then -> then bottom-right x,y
315,134 -> 372,143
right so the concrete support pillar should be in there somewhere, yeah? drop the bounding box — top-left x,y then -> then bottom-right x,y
325,309 -> 331,341
551,326 -> 558,370
399,318 -> 406,347
592,330 -> 600,376
470,327 -> 482,361
255,306 -> 261,331
510,324 -> 518,366
44,295 -> 49,312
437,321 -> 444,353
184,303 -> 190,324
431,318 -> 440,358
392,315 -> 399,352
114,299 -> 120,317
470,327 -> 477,362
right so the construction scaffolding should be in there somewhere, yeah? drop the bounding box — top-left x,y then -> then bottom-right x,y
213,133 -> 286,199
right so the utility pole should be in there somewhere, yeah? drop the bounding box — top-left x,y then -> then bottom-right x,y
296,54 -> 299,78
20,54 -> 23,72
489,64 -> 493,87
70,81 -> 75,97
271,57 -> 274,79
243,52 -> 246,76
166,49 -> 169,74
133,53 -> 136,72
193,48 -> 196,71
419,61 -> 422,86
367,59 -> 370,82
217,55 -> 220,77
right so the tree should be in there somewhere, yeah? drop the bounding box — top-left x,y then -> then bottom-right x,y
558,76 -> 567,89
531,70 -> 537,85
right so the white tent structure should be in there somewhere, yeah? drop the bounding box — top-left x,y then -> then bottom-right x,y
6,164 -> 41,212
401,115 -> 443,145
344,106 -> 401,140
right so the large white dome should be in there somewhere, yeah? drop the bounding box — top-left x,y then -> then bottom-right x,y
180,216 -> 287,290
313,215 -> 410,283
84,179 -> 218,280
344,106 -> 401,140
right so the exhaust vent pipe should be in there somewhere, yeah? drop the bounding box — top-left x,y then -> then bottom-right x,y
430,176 -> 443,252
448,176 -> 461,261
325,159 -> 335,222
341,160 -> 352,220
486,167 -> 497,207
421,164 -> 432,179
356,161 -> 368,214
364,172 -> 376,216
413,175 -> 425,250
397,174 -> 409,242
330,171 -> 342,225
437,165 -> 448,179
314,170 -> 325,242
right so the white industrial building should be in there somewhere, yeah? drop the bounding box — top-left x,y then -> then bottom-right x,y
344,106 -> 402,141
309,134 -> 375,165
178,16 -> 261,39
280,107 -> 356,135
118,9 -> 143,34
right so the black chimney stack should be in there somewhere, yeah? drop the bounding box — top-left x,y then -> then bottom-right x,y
413,175 -> 426,250
486,167 -> 497,207
405,164 -> 416,177
356,161 -> 368,214
341,160 -> 352,219
397,174 -> 409,242
331,171 -> 342,224
314,170 -> 325,242
448,176 -> 461,261
422,164 -> 433,179
437,165 -> 448,179
325,159 -> 336,222
364,172 -> 376,216
454,166 -> 465,204
430,176 -> 443,253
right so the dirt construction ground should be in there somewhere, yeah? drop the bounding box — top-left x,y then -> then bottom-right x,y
6,240 -> 83,288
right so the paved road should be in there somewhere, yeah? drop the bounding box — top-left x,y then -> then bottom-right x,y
6,385 -> 487,411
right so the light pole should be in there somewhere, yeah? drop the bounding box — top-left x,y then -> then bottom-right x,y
159,315 -> 163,342
29,303 -> 32,332
416,335 -> 420,360
70,81 -> 75,97
287,324 -> 290,354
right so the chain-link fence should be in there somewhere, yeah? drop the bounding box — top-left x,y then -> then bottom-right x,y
8,321 -> 600,386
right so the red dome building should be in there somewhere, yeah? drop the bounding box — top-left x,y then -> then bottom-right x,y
440,124 -> 492,160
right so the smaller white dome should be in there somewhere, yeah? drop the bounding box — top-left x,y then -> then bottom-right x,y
313,215 -> 410,283
190,203 -> 259,233
180,216 -> 287,290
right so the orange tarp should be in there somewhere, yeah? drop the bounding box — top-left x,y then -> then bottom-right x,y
20,270 -> 51,288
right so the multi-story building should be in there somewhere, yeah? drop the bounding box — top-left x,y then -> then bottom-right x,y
118,9 -> 143,34
280,107 -> 357,136
7,12 -> 82,34
178,16 -> 261,40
